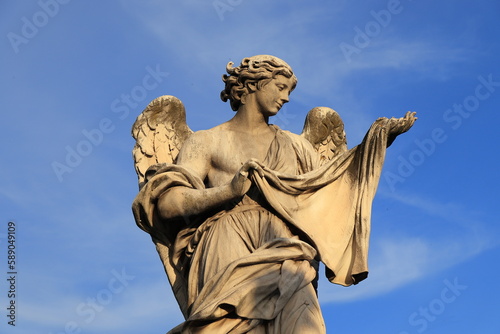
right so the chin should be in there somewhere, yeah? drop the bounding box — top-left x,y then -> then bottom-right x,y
269,107 -> 280,115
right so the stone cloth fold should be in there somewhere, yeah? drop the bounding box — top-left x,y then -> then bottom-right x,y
132,120 -> 390,333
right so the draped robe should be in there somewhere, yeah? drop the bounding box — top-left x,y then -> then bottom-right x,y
132,120 -> 390,333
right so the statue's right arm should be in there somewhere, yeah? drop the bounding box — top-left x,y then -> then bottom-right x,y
156,131 -> 261,220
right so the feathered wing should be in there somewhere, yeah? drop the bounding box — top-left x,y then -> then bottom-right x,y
131,95 -> 193,188
301,107 -> 348,164
132,96 -> 194,319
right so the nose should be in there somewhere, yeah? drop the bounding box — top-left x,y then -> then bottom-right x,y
281,92 -> 289,103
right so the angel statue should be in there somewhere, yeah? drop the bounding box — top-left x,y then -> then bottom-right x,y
131,55 -> 416,333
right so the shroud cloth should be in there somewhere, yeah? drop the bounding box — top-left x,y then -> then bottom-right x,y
132,119 -> 390,333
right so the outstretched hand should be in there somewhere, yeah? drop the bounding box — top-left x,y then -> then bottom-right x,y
390,111 -> 417,134
230,159 -> 265,197
383,111 -> 417,147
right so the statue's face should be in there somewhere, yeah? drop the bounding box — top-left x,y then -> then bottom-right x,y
253,75 -> 294,117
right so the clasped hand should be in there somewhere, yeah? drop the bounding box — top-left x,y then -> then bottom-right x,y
230,159 -> 265,197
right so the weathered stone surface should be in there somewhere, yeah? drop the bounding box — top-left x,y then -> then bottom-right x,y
131,55 -> 416,333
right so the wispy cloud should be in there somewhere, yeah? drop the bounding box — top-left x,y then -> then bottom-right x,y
124,1 -> 472,85
346,40 -> 473,81
319,231 -> 492,303
318,190 -> 498,304
319,237 -> 429,303
18,276 -> 183,333
380,189 -> 498,235
121,1 -> 474,146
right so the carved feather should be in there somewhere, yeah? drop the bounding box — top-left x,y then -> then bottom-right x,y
301,107 -> 348,164
131,95 -> 193,188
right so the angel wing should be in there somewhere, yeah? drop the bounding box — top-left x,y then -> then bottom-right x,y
301,107 -> 348,164
131,95 -> 193,188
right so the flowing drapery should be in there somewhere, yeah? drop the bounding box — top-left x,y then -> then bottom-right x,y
132,120 -> 390,333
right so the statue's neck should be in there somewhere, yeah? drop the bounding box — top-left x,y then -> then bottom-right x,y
229,105 -> 270,133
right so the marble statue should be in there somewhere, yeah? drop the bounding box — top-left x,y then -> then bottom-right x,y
131,55 -> 416,333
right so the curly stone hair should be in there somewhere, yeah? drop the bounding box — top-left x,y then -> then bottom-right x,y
220,55 -> 297,111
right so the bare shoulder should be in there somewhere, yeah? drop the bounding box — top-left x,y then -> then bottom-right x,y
175,130 -> 212,177
182,129 -> 212,149
183,124 -> 228,149
177,123 -> 229,165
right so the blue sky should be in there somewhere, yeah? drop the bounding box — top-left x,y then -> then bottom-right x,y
1,0 -> 499,333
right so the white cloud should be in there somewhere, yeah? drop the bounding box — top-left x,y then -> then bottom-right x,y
347,40 -> 473,81
319,237 -> 428,303
317,191 -> 498,304
123,1 -> 472,86
119,1 -> 474,147
318,231 -> 492,304
16,276 -> 183,333
380,189 -> 498,235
